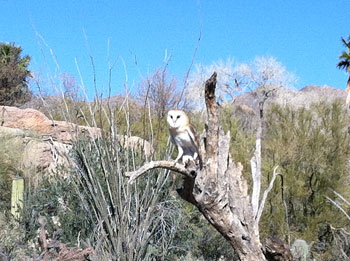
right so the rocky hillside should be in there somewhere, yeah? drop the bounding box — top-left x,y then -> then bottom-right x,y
233,85 -> 346,113
227,85 -> 347,131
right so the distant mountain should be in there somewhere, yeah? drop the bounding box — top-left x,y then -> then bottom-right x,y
232,85 -> 346,114
229,85 -> 347,131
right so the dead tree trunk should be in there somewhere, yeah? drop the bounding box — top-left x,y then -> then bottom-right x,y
192,72 -> 264,260
126,72 -> 291,260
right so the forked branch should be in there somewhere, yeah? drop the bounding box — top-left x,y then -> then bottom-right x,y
125,160 -> 194,183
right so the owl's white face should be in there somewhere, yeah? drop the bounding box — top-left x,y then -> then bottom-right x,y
167,110 -> 189,129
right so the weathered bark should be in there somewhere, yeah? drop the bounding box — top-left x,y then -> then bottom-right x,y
125,72 -> 291,260
193,72 -> 265,260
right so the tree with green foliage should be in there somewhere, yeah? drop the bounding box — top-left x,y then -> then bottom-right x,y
337,37 -> 350,87
0,43 -> 32,106
337,36 -> 350,107
262,101 -> 350,257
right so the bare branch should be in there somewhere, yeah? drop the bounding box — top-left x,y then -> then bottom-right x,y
255,166 -> 280,223
125,160 -> 194,183
332,189 -> 350,206
326,196 -> 350,221
251,137 -> 262,217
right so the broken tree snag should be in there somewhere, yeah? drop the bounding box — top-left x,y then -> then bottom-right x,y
205,71 -> 218,115
189,72 -> 267,260
192,141 -> 266,260
204,72 -> 219,162
125,72 -> 284,260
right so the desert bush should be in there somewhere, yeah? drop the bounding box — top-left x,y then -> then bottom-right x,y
0,211 -> 31,260
22,172 -> 92,246
261,101 -> 350,250
14,136 -> 182,260
168,203 -> 238,260
70,136 -> 181,260
221,104 -> 256,171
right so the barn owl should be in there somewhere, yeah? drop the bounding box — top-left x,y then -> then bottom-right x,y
167,109 -> 202,168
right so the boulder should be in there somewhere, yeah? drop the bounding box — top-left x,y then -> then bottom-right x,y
0,106 -> 100,143
0,126 -> 72,177
0,106 -> 153,174
119,135 -> 153,158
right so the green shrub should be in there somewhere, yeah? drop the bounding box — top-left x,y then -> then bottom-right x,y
22,172 -> 92,245
0,211 -> 32,260
70,136 -> 180,260
261,101 -> 350,245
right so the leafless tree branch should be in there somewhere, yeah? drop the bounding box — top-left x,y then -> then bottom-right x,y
326,196 -> 350,221
125,160 -> 194,183
255,166 -> 280,223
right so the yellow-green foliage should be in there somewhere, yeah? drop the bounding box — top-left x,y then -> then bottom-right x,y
21,172 -> 93,246
261,101 -> 350,243
221,105 -> 256,175
169,202 -> 236,260
40,98 -> 95,126
0,212 -> 33,259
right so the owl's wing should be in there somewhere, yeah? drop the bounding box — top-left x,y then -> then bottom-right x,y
187,125 -> 203,169
187,125 -> 200,151
169,129 -> 177,145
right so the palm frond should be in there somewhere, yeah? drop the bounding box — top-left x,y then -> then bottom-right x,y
337,60 -> 350,71
338,37 -> 350,72
339,52 -> 350,60
341,37 -> 350,49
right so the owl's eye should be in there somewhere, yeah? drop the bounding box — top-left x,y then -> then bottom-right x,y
170,115 -> 173,119
177,115 -> 180,119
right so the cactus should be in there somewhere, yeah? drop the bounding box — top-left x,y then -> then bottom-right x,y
291,239 -> 310,261
11,177 -> 24,219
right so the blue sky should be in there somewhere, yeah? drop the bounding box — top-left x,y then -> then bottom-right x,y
1,0 -> 349,98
